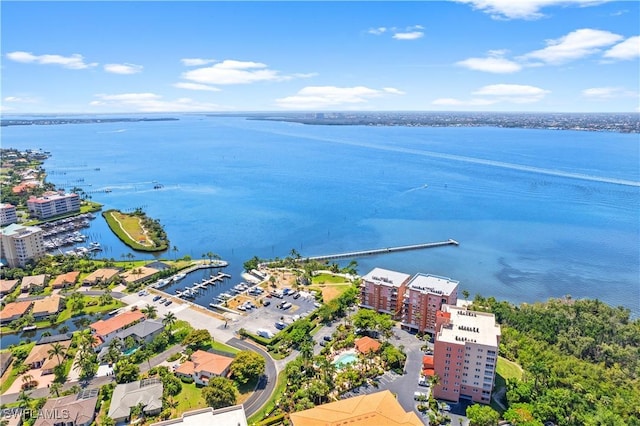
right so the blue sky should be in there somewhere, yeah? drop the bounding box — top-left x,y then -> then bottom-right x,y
1,1 -> 639,113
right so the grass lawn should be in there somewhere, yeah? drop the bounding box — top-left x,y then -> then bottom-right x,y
210,341 -> 241,355
492,356 -> 524,412
312,273 -> 349,284
0,342 -> 36,394
56,298 -> 124,322
307,282 -> 352,303
173,381 -> 207,415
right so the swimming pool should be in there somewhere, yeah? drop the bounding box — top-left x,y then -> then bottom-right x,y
122,346 -> 139,356
332,351 -> 358,369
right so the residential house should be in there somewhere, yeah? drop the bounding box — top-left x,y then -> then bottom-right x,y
432,304 -> 501,404
0,351 -> 13,376
33,392 -> 98,426
150,405 -> 248,426
82,268 -> 120,287
0,224 -> 46,268
0,301 -> 33,324
24,340 -> 71,374
90,310 -> 145,348
32,296 -> 62,319
289,390 -> 423,426
114,319 -> 164,346
0,279 -> 20,296
359,268 -> 411,318
120,266 -> 159,285
175,349 -> 234,386
354,336 -> 381,354
20,274 -> 48,293
51,271 -> 80,289
107,379 -> 164,423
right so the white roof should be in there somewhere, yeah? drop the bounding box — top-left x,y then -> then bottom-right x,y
362,268 -> 411,288
407,273 -> 458,296
437,304 -> 501,347
150,405 -> 248,426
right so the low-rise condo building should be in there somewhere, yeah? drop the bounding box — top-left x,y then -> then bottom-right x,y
0,203 -> 18,226
432,304 -> 501,404
359,268 -> 411,318
401,273 -> 459,333
27,191 -> 80,219
0,223 -> 46,268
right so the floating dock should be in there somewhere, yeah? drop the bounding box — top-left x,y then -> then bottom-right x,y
298,239 -> 459,262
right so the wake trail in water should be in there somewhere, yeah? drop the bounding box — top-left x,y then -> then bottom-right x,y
263,129 -> 640,188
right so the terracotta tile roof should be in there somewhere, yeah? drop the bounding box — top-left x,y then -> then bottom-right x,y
90,311 -> 145,337
52,271 -> 80,288
289,390 -> 424,426
355,336 -> 381,354
0,279 -> 19,294
176,350 -> 234,378
32,296 -> 62,316
0,301 -> 33,320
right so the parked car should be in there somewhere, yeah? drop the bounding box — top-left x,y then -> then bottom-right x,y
152,295 -> 161,302
275,321 -> 286,330
263,300 -> 271,306
164,300 -> 172,306
323,335 -> 332,342
313,302 -> 321,308
293,292 -> 300,299
281,302 -> 292,310
257,329 -> 274,338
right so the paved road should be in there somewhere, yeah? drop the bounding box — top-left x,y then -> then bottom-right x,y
226,337 -> 277,418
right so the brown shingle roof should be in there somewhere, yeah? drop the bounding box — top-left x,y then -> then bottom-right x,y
289,390 -> 423,426
32,296 -> 62,316
24,341 -> 71,370
21,274 -> 47,287
0,279 -> 19,295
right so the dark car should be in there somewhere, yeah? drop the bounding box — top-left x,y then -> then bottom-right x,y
164,300 -> 172,306
263,300 -> 271,306
152,295 -> 161,302
323,335 -> 332,342
293,292 -> 301,299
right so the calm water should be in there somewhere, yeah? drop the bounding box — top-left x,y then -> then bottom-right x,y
2,116 -> 639,316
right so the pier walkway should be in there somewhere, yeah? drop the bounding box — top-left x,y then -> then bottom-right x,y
298,239 -> 459,262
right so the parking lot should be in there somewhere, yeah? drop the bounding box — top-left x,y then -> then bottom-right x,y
232,289 -> 319,336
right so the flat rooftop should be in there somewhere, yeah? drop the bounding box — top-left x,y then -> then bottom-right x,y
407,273 -> 458,296
438,304 -> 501,347
361,268 -> 411,288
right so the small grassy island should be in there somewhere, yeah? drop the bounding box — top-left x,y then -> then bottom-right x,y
103,208 -> 169,252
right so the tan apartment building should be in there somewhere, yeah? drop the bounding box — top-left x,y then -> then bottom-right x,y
0,203 -> 18,226
0,224 -> 46,268
27,192 -> 80,219
359,268 -> 411,318
401,273 -> 459,333
432,304 -> 501,404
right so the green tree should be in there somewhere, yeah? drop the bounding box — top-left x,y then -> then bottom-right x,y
230,351 -> 265,385
162,311 -> 177,331
114,358 -> 140,384
47,342 -> 65,366
466,404 -> 500,426
202,376 -> 237,409
182,329 -> 212,349
141,303 -> 158,319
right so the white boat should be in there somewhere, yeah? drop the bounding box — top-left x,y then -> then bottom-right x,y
172,273 -> 186,282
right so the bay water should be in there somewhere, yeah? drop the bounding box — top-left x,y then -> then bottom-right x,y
3,115 -> 638,316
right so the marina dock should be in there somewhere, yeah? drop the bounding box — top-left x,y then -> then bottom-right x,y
175,272 -> 231,298
299,239 -> 459,262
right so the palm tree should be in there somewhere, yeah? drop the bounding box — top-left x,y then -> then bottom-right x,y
172,245 -> 179,260
49,381 -> 62,397
21,373 -> 34,388
141,304 -> 158,319
47,342 -> 65,366
17,389 -> 32,410
162,311 -> 177,331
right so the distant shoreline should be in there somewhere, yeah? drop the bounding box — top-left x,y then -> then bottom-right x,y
0,117 -> 179,127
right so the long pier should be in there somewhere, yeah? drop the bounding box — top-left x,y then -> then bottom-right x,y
298,239 -> 459,262
175,272 -> 231,298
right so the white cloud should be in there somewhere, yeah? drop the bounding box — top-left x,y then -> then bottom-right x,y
6,51 -> 97,69
457,55 -> 522,73
368,27 -> 387,35
582,87 -> 637,98
3,96 -> 37,103
90,92 -> 221,112
275,85 -> 404,109
453,0 -> 611,20
182,59 -> 306,85
104,63 -> 143,74
181,58 -> 217,66
434,83 -> 550,107
393,31 -> 424,40
173,82 -> 221,92
603,36 -> 640,60
520,28 -> 623,64
367,25 -> 424,40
